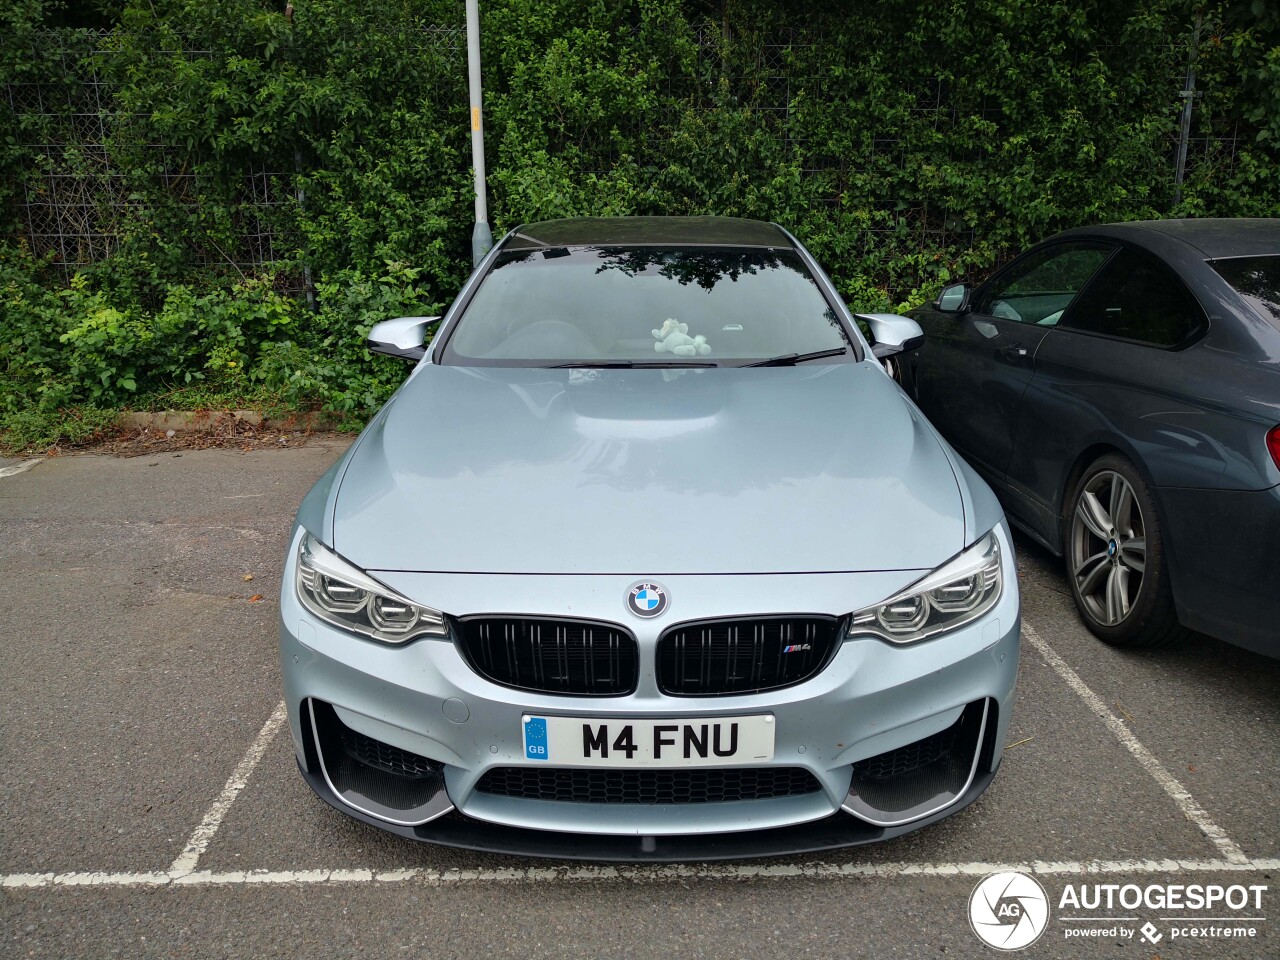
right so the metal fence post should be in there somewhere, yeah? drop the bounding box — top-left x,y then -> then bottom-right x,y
1173,15 -> 1203,209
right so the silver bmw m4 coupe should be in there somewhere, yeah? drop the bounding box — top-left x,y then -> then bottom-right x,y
279,216 -> 1020,860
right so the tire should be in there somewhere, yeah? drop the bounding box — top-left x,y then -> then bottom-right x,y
1063,454 -> 1186,648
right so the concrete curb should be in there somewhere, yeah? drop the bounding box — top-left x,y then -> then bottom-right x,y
116,410 -> 341,434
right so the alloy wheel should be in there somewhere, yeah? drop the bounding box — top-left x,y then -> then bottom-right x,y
1069,470 -> 1147,627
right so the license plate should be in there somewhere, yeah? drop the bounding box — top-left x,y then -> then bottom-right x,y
521,714 -> 774,767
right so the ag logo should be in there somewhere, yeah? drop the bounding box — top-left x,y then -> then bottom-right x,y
968,871 -> 1050,951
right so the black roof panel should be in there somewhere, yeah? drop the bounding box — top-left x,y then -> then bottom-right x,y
1059,218 -> 1280,259
505,216 -> 793,251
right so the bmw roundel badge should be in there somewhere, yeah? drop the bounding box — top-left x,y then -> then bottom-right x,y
626,581 -> 669,619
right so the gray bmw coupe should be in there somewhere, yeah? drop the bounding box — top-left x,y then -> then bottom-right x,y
904,219 -> 1279,658
279,216 -> 1020,859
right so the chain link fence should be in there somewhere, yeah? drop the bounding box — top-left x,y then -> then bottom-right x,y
7,29 -> 350,280
5,24 -> 1247,283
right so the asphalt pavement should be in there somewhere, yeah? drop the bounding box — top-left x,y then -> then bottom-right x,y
2,444 -> 1276,959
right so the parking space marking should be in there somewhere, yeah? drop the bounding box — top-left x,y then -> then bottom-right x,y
1023,624 -> 1249,864
5,626 -> 1262,893
0,459 -> 41,479
5,858 -> 1278,890
168,701 -> 288,876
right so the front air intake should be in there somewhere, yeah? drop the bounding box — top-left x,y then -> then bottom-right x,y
842,699 -> 991,827
475,766 -> 821,804
307,699 -> 453,826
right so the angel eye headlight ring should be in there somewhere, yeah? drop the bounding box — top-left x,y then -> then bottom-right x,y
296,532 -> 447,645
847,531 -> 1003,645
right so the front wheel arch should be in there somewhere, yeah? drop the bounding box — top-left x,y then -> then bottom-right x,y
1062,452 -> 1186,648
1056,439 -> 1165,551
1057,439 -> 1182,603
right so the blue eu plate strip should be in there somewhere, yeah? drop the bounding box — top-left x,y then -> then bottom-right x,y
524,716 -> 549,761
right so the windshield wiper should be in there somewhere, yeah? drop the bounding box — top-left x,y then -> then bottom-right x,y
549,360 -> 718,369
549,360 -> 637,368
742,347 -> 849,367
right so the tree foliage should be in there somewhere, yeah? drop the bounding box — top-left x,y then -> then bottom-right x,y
1,0 -> 1277,443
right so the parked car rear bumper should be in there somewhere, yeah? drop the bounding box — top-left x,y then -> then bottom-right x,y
1162,482 -> 1280,657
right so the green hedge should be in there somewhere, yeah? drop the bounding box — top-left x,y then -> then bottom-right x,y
2,0 -> 1277,444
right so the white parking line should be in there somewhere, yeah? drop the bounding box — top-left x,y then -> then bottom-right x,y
3,626 -> 1263,893
5,857 -> 1278,889
168,701 -> 288,876
1022,624 -> 1249,865
0,459 -> 41,479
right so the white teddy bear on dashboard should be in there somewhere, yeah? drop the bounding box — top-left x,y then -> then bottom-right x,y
651,318 -> 712,357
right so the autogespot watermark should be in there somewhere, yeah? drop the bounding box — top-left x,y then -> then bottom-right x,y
969,872 -> 1051,950
968,872 -> 1268,950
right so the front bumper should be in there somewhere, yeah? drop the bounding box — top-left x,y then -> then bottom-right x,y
279,523 -> 1020,857
295,757 -> 1000,861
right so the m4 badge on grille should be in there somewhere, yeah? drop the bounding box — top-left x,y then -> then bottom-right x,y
782,643 -> 812,653
626,580 -> 669,619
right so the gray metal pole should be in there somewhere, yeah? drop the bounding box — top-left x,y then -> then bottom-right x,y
466,0 -> 493,266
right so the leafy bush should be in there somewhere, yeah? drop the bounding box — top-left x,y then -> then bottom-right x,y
0,406 -> 117,452
1,0 -> 1278,444
0,244 -> 77,414
252,261 -> 442,415
0,246 -> 434,426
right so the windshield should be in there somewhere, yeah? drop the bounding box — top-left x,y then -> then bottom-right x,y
1211,255 -> 1280,331
441,245 -> 853,366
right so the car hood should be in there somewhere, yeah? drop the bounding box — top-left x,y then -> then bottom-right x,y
331,363 -> 966,574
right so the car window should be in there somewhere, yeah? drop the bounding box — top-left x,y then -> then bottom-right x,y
975,242 -> 1114,326
1060,248 -> 1205,347
1210,255 -> 1280,331
442,246 -> 851,366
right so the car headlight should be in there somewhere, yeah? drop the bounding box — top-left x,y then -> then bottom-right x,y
295,532 -> 447,644
847,531 -> 1003,644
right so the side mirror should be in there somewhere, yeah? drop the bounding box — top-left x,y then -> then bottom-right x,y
366,316 -> 440,362
857,313 -> 925,360
934,283 -> 971,313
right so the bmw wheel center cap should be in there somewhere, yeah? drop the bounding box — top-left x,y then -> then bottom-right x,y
627,581 -> 669,619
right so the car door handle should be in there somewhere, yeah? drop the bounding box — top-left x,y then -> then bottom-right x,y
999,344 -> 1029,362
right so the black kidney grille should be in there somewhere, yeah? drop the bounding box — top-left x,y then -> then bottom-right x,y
657,617 -> 840,695
458,618 -> 638,696
476,766 -> 820,804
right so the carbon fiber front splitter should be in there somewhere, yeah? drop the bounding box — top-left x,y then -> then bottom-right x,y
298,759 -> 998,862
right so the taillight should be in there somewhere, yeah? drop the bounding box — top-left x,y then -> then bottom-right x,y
1269,425 -> 1280,471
